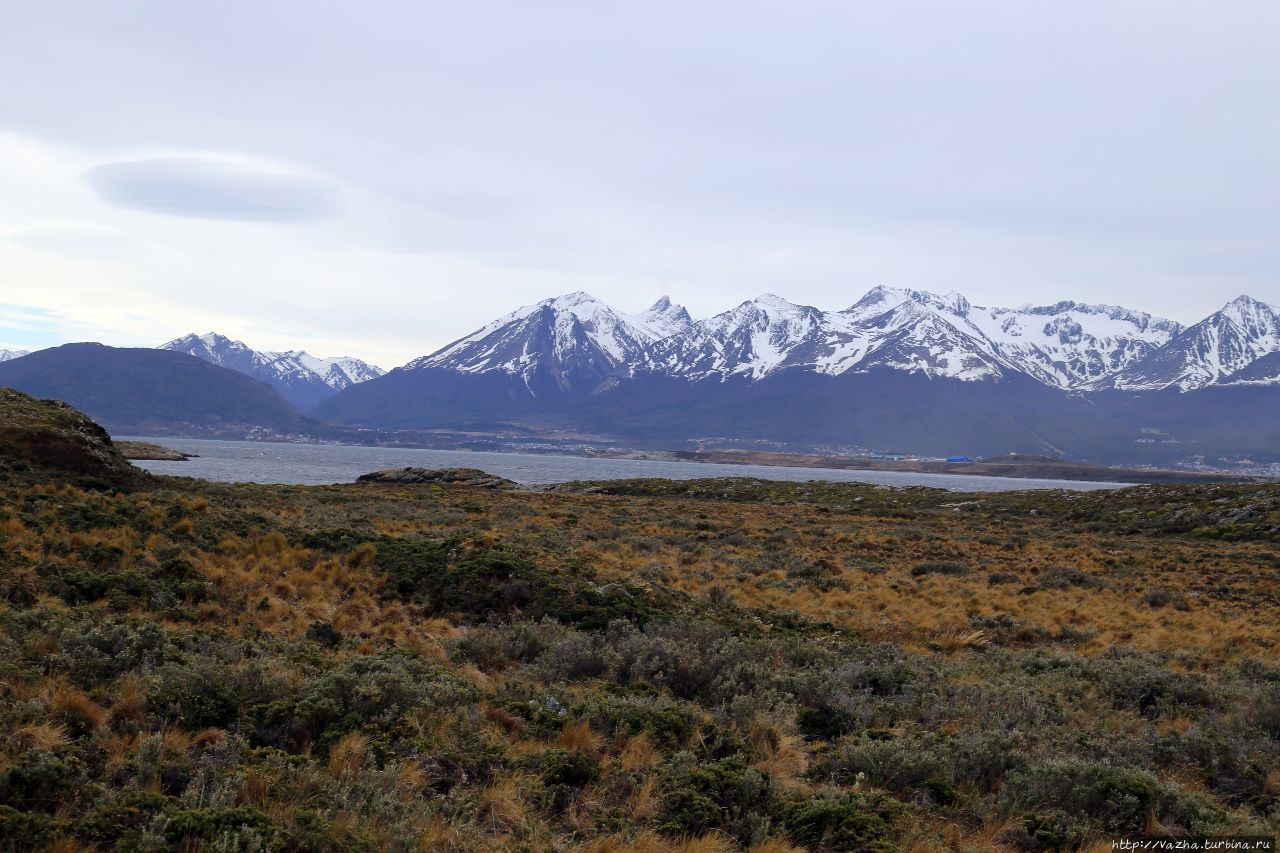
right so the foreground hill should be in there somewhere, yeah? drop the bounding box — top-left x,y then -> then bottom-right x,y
0,387 -> 146,488
0,343 -> 316,437
0,399 -> 1277,849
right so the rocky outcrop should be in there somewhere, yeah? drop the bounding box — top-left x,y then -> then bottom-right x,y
355,467 -> 517,489
115,440 -> 195,461
0,387 -> 147,488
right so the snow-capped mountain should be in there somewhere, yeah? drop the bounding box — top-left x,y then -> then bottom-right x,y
0,349 -> 30,363
1111,295 -> 1280,391
649,294 -> 831,380
389,288 -> 1277,394
408,292 -> 692,394
160,332 -> 384,410
969,301 -> 1182,389
649,289 -> 1012,382
309,287 -> 1280,465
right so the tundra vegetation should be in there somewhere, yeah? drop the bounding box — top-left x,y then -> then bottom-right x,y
1,390 -> 1279,851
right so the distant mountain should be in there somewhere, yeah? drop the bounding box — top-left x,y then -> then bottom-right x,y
0,343 -> 314,436
1111,295 -> 1280,391
313,292 -> 694,426
315,288 -> 1280,465
11,287 -> 1277,464
968,301 -> 1182,389
0,348 -> 30,362
160,332 -> 384,410
408,291 -> 691,391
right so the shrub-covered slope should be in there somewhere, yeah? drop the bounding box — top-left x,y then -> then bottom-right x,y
1,405 -> 1278,849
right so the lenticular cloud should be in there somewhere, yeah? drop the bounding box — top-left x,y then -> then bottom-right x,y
84,157 -> 342,222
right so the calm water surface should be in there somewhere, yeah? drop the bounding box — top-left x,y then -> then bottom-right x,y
121,437 -> 1133,492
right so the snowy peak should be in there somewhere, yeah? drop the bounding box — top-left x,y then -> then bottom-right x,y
841,286 -> 971,323
968,302 -> 1182,389
1112,295 -> 1280,391
846,298 -> 1012,381
639,296 -> 694,338
160,332 -> 384,410
394,289 -> 1280,394
279,350 -> 386,387
651,294 -> 828,380
0,348 -> 31,363
409,291 -> 687,395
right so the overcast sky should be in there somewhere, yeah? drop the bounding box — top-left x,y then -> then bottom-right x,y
1,1 -> 1277,367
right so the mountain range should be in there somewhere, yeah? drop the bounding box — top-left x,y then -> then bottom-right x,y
159,333 -> 384,409
0,344 -> 315,436
306,289 -> 1280,466
358,288 -> 1277,394
1,288 -> 1277,465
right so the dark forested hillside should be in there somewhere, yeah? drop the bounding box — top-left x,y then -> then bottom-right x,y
0,344 -> 315,437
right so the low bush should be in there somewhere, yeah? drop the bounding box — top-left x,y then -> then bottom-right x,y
911,560 -> 968,577
774,791 -> 902,852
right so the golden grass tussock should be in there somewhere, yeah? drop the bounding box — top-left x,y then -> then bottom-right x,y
628,776 -> 659,821
675,832 -> 738,853
41,680 -> 104,732
558,719 -> 601,754
417,813 -> 463,850
619,732 -> 660,772
240,767 -> 274,808
476,775 -> 529,834
10,721 -> 72,753
747,716 -> 809,781
327,731 -> 370,778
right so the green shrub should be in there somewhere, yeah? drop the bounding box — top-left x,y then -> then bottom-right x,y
774,791 -> 902,852
1002,758 -> 1220,835
77,790 -> 174,846
163,805 -> 274,844
530,748 -> 602,813
1038,567 -> 1099,590
911,561 -> 968,577
660,758 -> 774,844
0,751 -> 83,812
0,805 -> 61,849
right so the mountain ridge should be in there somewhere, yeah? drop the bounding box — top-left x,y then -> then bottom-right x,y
160,332 -> 384,409
378,288 -> 1276,394
0,343 -> 316,437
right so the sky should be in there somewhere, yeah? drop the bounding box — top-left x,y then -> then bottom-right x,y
1,1 -> 1278,368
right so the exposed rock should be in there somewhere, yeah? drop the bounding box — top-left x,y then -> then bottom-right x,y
115,440 -> 195,461
0,387 -> 147,488
356,467 -> 517,489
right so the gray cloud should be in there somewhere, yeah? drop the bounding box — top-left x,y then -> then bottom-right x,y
1,1 -> 1277,363
84,157 -> 341,222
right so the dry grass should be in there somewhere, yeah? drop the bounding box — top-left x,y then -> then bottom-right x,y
476,775 -> 529,835
3,470 -> 1276,850
10,721 -> 71,752
558,719 -> 601,754
327,731 -> 370,778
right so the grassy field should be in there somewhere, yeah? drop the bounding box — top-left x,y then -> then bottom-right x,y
1,392 -> 1279,851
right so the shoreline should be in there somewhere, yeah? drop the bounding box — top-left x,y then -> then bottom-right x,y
115,433 -> 1271,487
